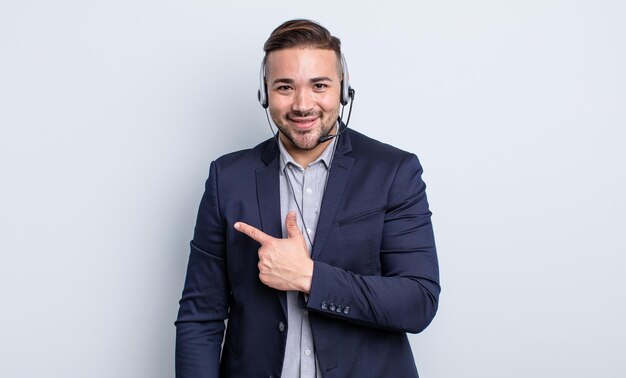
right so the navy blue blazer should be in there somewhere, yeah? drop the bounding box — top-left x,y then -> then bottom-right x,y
176,127 -> 440,377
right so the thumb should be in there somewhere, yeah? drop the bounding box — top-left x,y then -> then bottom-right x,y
285,211 -> 303,239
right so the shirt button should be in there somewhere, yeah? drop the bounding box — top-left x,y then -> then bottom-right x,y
306,188 -> 312,194
306,228 -> 312,234
278,322 -> 286,332
304,349 -> 311,356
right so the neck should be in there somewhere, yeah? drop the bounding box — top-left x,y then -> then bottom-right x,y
280,135 -> 331,168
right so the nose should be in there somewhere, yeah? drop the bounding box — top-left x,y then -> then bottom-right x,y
292,89 -> 314,113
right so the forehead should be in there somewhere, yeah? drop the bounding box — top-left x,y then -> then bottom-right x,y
265,48 -> 340,79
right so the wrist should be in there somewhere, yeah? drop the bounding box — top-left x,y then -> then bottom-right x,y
299,260 -> 314,294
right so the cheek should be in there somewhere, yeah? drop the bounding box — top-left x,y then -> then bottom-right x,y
268,100 -> 288,118
268,107 -> 282,124
320,101 -> 341,116
269,92 -> 295,106
317,93 -> 341,113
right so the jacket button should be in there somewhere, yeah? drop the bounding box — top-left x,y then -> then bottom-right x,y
335,305 -> 343,313
343,306 -> 350,315
321,301 -> 328,310
329,303 -> 336,311
278,322 -> 286,332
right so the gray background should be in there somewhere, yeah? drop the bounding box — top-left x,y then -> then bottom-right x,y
1,1 -> 625,377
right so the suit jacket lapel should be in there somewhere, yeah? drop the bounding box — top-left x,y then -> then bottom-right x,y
257,141 -> 281,238
312,130 -> 354,260
256,140 -> 287,314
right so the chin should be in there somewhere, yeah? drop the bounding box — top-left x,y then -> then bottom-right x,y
292,134 -> 322,150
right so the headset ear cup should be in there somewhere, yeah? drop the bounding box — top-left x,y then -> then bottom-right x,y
340,84 -> 355,106
258,58 -> 269,108
257,89 -> 263,108
258,86 -> 268,109
340,53 -> 351,106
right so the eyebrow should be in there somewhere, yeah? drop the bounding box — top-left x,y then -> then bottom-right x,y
271,76 -> 334,86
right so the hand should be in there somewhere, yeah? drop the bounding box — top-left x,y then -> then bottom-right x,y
234,211 -> 314,293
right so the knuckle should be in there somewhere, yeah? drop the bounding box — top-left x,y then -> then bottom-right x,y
259,273 -> 268,284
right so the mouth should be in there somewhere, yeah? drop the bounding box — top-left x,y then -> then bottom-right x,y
287,115 -> 319,131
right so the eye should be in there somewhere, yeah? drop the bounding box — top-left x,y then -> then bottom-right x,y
313,83 -> 328,90
276,85 -> 293,92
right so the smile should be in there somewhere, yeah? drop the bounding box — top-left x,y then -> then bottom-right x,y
287,116 -> 319,130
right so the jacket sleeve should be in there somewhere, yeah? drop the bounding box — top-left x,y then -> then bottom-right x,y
175,162 -> 229,377
306,154 -> 440,333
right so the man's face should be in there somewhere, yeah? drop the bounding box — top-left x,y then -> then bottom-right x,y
265,48 -> 342,152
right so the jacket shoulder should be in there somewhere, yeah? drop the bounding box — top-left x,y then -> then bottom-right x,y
346,129 -> 416,162
213,137 -> 274,169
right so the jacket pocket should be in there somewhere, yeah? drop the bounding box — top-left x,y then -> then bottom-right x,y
337,206 -> 386,226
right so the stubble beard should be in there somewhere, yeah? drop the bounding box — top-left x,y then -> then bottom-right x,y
272,111 -> 338,151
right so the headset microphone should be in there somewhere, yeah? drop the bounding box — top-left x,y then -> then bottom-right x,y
318,121 -> 346,143
318,134 -> 336,143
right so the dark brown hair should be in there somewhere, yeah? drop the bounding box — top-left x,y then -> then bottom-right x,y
264,19 -> 341,56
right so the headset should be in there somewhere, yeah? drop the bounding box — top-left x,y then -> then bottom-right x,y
257,53 -> 354,109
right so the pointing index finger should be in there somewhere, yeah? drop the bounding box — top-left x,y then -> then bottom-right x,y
234,222 -> 271,244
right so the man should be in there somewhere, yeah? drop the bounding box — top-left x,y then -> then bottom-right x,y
175,19 -> 440,377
